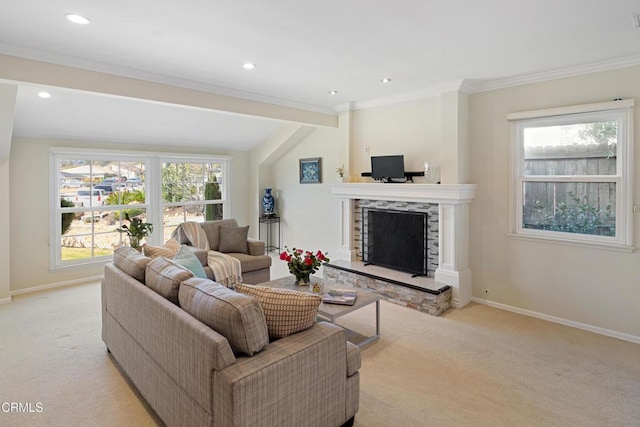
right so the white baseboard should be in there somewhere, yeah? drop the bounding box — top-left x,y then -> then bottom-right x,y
0,296 -> 12,304
471,297 -> 640,345
10,276 -> 103,297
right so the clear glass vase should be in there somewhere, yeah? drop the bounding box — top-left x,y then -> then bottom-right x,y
294,273 -> 311,286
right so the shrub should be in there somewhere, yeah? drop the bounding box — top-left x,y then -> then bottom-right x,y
529,192 -> 614,236
106,190 -> 145,219
61,199 -> 75,235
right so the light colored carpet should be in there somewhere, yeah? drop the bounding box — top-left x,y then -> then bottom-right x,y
1,281 -> 638,427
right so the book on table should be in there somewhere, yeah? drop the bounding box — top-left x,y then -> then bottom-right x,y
322,289 -> 358,306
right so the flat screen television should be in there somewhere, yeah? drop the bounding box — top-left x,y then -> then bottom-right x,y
371,155 -> 405,182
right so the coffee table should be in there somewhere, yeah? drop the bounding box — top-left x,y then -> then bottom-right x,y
263,276 -> 380,347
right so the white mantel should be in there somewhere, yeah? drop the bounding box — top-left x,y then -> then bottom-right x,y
330,183 -> 477,308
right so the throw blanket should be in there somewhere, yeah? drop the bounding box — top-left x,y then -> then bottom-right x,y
180,222 -> 242,287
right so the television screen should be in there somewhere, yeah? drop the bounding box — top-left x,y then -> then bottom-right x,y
371,155 -> 405,180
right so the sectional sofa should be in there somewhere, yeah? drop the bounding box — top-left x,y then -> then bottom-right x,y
102,246 -> 360,426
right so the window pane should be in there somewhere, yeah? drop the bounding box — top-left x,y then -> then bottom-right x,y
162,205 -> 206,241
522,181 -> 616,236
523,121 -> 617,176
163,206 -> 185,241
204,202 -> 223,221
61,217 -> 116,261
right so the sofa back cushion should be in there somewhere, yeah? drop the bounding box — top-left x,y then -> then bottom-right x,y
145,257 -> 194,304
113,246 -> 151,282
179,278 -> 269,356
199,219 -> 238,251
235,283 -> 321,340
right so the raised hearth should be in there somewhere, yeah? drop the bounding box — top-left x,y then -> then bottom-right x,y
324,260 -> 451,316
330,183 -> 476,308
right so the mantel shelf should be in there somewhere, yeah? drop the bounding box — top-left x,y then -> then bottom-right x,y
330,183 -> 477,205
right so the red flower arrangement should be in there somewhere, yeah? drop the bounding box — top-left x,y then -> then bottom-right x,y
280,246 -> 330,285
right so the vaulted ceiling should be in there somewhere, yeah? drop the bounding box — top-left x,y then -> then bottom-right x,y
2,0 -> 640,149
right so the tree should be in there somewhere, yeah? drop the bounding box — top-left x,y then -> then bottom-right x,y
205,175 -> 223,220
578,121 -> 617,145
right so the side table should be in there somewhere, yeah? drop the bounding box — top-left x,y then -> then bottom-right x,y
258,216 -> 281,252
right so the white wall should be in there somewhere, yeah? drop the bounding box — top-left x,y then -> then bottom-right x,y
270,126 -> 342,256
469,65 -> 640,339
9,137 -> 249,293
0,160 -> 10,302
351,98 -> 441,180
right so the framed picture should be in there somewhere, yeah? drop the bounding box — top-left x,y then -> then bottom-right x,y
299,157 -> 322,184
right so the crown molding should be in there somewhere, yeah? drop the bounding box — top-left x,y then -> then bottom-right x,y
0,43 -> 338,117
344,79 -> 470,111
466,53 -> 640,93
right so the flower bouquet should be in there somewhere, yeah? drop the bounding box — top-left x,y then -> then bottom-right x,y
280,246 -> 330,285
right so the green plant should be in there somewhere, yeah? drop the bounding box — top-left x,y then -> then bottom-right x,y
116,212 -> 153,249
530,192 -> 614,236
61,198 -> 75,235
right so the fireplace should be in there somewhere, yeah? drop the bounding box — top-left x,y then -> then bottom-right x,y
363,208 -> 428,276
330,183 -> 477,308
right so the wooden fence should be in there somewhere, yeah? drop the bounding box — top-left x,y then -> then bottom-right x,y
522,156 -> 616,234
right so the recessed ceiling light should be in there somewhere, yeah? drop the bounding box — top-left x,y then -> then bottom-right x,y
242,63 -> 256,70
38,92 -> 52,99
65,13 -> 91,25
381,78 -> 392,83
329,90 -> 338,95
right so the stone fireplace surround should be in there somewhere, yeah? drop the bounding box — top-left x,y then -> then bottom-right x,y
330,183 -> 477,308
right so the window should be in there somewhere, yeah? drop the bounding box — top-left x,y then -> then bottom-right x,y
51,150 -> 229,268
160,159 -> 226,242
508,100 -> 634,251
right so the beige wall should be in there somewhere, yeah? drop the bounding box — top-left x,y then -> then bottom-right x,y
468,65 -> 640,338
351,98 -> 441,180
0,160 -> 9,302
269,126 -> 342,254
9,137 -> 249,292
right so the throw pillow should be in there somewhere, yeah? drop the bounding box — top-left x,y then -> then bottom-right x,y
113,246 -> 151,282
145,257 -> 194,304
179,278 -> 269,356
235,283 -> 321,339
143,238 -> 181,259
218,226 -> 249,254
173,245 -> 207,279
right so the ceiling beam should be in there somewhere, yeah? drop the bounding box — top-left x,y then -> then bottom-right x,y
0,54 -> 338,128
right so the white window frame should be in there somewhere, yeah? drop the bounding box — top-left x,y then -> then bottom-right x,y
50,148 -> 231,269
507,99 -> 634,252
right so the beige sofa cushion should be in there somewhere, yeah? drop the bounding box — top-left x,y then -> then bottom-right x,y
145,257 -> 194,304
235,283 -> 321,339
113,246 -> 151,282
179,278 -> 269,356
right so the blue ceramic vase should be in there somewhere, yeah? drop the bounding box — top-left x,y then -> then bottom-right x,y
263,188 -> 275,216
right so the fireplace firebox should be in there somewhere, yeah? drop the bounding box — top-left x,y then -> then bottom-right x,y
363,208 -> 428,277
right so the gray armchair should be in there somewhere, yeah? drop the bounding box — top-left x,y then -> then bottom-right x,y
171,219 -> 271,284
